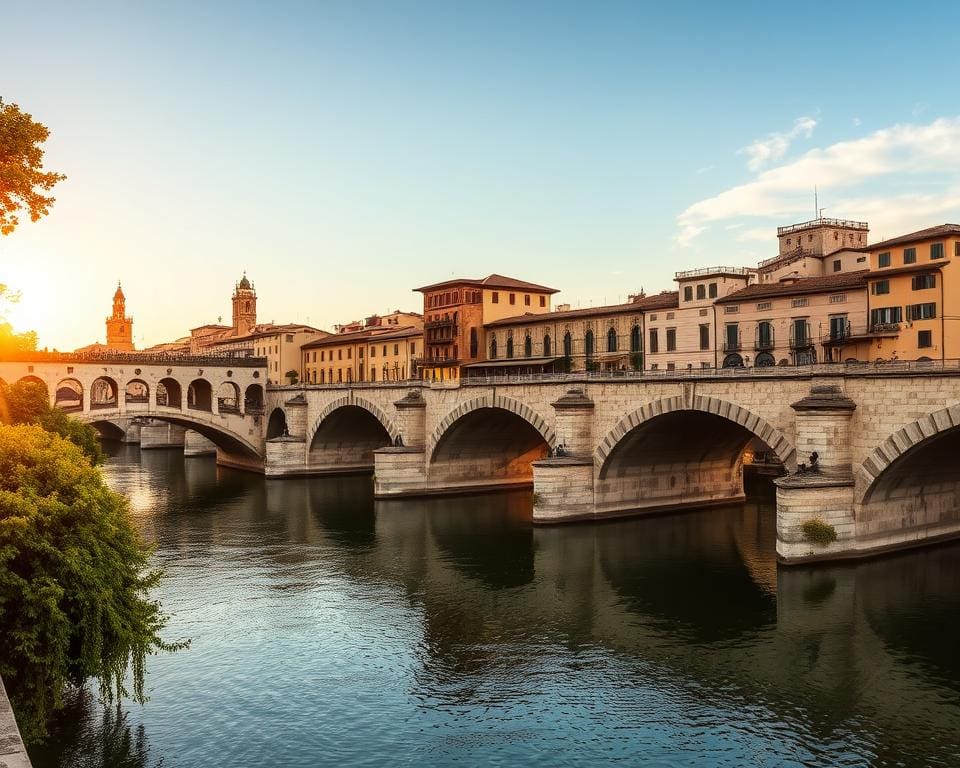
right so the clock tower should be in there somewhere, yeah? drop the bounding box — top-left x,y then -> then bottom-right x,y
105,283 -> 134,350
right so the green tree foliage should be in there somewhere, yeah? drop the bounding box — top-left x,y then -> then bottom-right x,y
0,424 -> 182,743
0,379 -> 102,464
285,369 -> 299,385
0,99 -> 66,235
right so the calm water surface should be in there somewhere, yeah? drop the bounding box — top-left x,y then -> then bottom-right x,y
29,445 -> 960,767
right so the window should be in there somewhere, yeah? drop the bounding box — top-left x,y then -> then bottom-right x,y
650,314 -> 658,321
543,334 -> 551,356
666,312 -> 674,320
394,344 -> 399,355
857,256 -> 866,263
756,302 -> 771,311
509,293 -> 516,305
931,242 -> 945,260
492,292 -> 499,304
648,328 -> 659,354
708,283 -> 718,298
585,330 -> 595,357
524,335 -> 532,357
699,324 -> 710,350
383,345 -> 387,356
699,308 -> 708,316
792,297 -> 808,308
904,247 -> 917,264
833,260 -> 842,272
830,294 -> 847,304
912,274 -> 936,290
724,323 -> 739,350
696,284 -> 706,300
490,338 -> 497,358
607,327 -> 617,352
956,241 -> 960,257
871,280 -> 890,295
878,252 -> 891,268
370,346 -> 376,357
630,325 -> 641,353
667,362 -> 676,371
524,294 -> 531,306
563,332 -> 572,358
411,343 -> 416,355
469,328 -> 478,358
906,302 -> 937,321
539,296 -> 546,307
666,328 -> 676,351
724,305 -> 739,314
286,334 -> 294,342
684,286 -> 693,301
870,306 -> 903,326
918,330 -> 933,348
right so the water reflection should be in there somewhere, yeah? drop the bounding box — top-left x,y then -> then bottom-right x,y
30,445 -> 960,768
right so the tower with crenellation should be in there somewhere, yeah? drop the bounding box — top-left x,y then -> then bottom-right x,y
105,282 -> 134,350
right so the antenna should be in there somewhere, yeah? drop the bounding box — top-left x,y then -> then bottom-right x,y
814,186 -> 818,219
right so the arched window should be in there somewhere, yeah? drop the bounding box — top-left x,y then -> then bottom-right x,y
490,337 -> 498,359
506,336 -> 514,358
630,325 -> 641,353
563,332 -> 572,358
543,334 -> 552,357
469,327 -> 478,358
524,335 -> 532,357
607,327 -> 617,353
585,330 -> 595,358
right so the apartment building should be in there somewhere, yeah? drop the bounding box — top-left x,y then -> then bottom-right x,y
301,325 -> 423,384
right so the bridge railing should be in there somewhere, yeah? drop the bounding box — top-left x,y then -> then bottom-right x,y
0,351 -> 268,367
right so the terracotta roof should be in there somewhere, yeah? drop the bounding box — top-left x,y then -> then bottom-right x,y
301,325 -> 422,349
414,273 -> 559,294
867,224 -> 960,251
715,270 -> 868,304
484,291 -> 679,328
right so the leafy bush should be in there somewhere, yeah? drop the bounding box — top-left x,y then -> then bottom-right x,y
0,424 -> 182,743
629,352 -> 643,371
801,518 -> 838,546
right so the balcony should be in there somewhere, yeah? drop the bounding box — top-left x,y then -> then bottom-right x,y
722,338 -> 742,352
821,322 -> 901,345
424,318 -> 457,330
413,356 -> 459,369
776,217 -> 869,236
754,336 -> 775,351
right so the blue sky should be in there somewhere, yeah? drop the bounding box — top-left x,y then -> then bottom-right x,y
3,1 -> 960,349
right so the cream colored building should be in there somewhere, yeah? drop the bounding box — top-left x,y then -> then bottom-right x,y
302,325 -> 423,384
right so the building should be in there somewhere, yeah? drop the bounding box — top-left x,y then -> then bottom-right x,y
714,270 -> 869,366
232,273 -> 257,336
840,224 -> 960,363
758,217 -> 870,283
301,325 -> 423,384
105,283 -> 134,350
203,323 -> 327,384
414,274 -> 559,381
479,291 -> 678,376
334,310 -> 423,335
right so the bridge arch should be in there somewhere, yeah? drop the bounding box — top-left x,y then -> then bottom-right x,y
187,378 -> 212,411
54,378 -> 84,412
266,408 -> 287,439
84,413 -> 262,459
244,383 -> 264,414
427,395 -> 556,491
157,377 -> 182,408
594,396 -> 795,516
857,407 -> 960,541
90,376 -> 119,409
125,378 -> 149,406
306,396 -> 399,471
217,381 -> 241,413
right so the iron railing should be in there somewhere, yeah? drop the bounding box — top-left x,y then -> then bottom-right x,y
0,350 -> 268,367
777,217 -> 868,236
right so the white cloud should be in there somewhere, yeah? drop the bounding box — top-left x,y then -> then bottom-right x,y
696,165 -> 714,175
737,116 -> 817,172
676,116 -> 960,246
852,116 -> 862,127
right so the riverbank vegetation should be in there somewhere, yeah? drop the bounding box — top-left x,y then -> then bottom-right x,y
0,382 -> 182,743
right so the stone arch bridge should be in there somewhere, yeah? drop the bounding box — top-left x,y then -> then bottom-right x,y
0,354 -> 268,471
260,365 -> 960,565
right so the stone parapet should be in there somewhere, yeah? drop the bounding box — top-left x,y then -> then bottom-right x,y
0,675 -> 31,768
393,390 -> 427,449
283,393 -> 308,438
550,389 -> 595,457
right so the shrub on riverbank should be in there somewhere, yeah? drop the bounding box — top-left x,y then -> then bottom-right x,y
0,423 -> 181,743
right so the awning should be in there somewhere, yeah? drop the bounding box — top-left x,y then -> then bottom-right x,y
462,356 -> 563,369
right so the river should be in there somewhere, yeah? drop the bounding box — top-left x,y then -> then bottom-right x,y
28,444 -> 960,767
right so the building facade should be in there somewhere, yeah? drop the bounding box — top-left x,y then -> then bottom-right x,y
301,325 -> 423,384
415,274 -> 558,381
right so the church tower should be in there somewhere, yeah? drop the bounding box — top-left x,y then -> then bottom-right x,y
232,273 -> 257,337
105,283 -> 134,350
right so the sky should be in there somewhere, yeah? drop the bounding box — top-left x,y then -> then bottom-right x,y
3,0 -> 960,350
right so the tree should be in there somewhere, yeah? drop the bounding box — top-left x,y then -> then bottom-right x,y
0,99 -> 66,235
285,369 -> 299,385
0,379 -> 102,464
0,424 -> 182,743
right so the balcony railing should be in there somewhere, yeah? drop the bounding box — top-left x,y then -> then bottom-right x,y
789,323 -> 813,349
424,318 -> 457,330
722,338 -> 742,352
776,217 -> 869,236
675,266 -> 754,280
821,322 -> 901,344
754,334 -> 775,351
413,356 -> 459,368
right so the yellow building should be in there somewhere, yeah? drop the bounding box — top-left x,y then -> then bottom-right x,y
301,325 -> 423,384
841,224 -> 960,362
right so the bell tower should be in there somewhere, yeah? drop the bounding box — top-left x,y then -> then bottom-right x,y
232,273 -> 257,337
105,282 -> 134,351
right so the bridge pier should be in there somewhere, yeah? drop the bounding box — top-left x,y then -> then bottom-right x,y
184,430 -> 217,456
776,385 -> 857,564
140,422 -> 187,450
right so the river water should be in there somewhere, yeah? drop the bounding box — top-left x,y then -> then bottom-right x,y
28,445 -> 960,767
